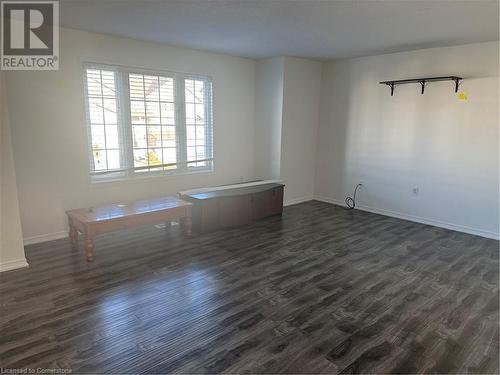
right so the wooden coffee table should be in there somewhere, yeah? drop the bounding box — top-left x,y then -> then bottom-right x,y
66,196 -> 192,261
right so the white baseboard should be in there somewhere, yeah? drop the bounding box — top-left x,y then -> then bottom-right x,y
22,199 -> 311,246
314,196 -> 345,206
21,196 -> 498,245
0,258 -> 29,272
284,196 -> 313,207
23,231 -> 67,246
314,195 -> 500,240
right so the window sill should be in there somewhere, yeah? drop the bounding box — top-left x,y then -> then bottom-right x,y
89,167 -> 215,185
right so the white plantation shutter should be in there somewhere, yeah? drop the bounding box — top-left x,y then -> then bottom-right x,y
83,64 -> 214,180
184,77 -> 213,169
128,72 -> 179,173
84,68 -> 124,173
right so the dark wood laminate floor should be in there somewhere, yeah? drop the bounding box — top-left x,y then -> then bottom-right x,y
1,201 -> 498,374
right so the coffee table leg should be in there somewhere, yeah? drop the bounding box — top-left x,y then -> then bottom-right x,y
181,217 -> 192,237
86,237 -> 94,262
68,217 -> 78,250
70,227 -> 79,250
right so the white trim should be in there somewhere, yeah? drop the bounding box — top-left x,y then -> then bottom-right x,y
284,196 -> 313,207
23,231 -> 67,246
0,258 -> 29,272
23,195 -> 497,246
24,182 -> 285,245
314,195 -> 500,240
83,63 -> 215,183
313,196 -> 346,206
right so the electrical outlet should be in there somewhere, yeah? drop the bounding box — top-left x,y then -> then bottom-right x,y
412,187 -> 419,196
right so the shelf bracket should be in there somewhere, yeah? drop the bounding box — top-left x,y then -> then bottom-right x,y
454,78 -> 460,93
420,80 -> 426,95
390,82 -> 394,96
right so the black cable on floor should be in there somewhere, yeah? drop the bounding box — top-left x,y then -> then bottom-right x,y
345,183 -> 363,210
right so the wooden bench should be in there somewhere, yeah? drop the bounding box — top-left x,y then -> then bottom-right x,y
179,181 -> 284,233
66,196 -> 192,261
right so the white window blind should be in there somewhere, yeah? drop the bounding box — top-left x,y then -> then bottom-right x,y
83,63 -> 214,181
85,69 -> 121,172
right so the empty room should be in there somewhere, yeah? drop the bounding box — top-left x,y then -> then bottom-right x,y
0,0 -> 499,374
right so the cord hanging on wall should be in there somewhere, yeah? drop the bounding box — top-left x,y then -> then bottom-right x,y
345,183 -> 363,210
379,76 -> 462,96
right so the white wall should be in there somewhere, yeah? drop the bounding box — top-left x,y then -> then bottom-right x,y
254,58 -> 284,180
280,57 -> 322,204
253,57 -> 322,204
0,72 -> 28,271
5,31 -> 498,244
6,27 -> 257,243
315,42 -> 499,239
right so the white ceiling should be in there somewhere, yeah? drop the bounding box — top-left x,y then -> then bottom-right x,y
60,0 -> 499,60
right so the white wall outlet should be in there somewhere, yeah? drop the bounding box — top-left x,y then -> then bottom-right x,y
412,187 -> 419,196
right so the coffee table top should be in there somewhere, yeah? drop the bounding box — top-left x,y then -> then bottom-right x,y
66,196 -> 191,223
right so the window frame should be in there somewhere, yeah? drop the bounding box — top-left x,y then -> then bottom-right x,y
82,62 -> 215,183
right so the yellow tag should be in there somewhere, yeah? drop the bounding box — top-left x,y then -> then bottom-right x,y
457,91 -> 468,100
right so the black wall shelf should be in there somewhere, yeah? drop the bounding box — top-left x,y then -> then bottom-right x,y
380,76 -> 463,96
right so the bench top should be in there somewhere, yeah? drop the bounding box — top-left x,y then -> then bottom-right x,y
66,196 -> 191,223
179,182 -> 284,201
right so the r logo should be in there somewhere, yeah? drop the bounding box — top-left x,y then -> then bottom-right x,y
1,1 -> 59,70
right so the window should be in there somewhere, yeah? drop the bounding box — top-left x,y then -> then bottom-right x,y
85,69 -> 121,172
83,64 -> 213,181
